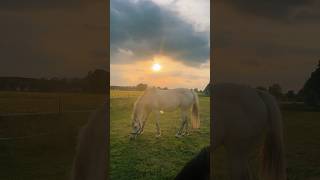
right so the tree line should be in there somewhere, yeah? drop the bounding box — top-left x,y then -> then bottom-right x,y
1,60 -> 320,106
0,69 -> 108,94
255,60 -> 320,107
111,83 -> 170,91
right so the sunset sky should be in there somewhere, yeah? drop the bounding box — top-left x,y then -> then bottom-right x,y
214,0 -> 320,92
2,0 -> 318,92
110,0 -> 210,89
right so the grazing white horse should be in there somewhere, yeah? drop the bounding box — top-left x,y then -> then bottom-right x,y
130,87 -> 200,139
212,83 -> 286,180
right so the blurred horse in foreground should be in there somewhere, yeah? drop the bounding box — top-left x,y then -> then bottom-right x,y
211,83 -> 286,180
71,102 -> 107,180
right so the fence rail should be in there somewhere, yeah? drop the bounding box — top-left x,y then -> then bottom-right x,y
0,109 -> 95,118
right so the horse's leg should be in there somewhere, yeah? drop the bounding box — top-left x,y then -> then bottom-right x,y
181,115 -> 190,136
176,110 -> 187,138
183,114 -> 190,136
154,111 -> 161,138
140,112 -> 150,134
227,144 -> 251,180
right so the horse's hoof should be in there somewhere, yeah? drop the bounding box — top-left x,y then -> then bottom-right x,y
155,134 -> 161,138
129,135 -> 136,140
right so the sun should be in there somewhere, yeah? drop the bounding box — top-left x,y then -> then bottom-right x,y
151,63 -> 161,72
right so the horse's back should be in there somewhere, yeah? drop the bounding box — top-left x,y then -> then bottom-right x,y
212,83 -> 269,147
158,88 -> 192,96
143,88 -> 195,111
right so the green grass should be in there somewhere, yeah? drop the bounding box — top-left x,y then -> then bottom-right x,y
0,91 -> 106,113
282,110 -> 320,179
110,93 -> 210,180
0,91 -> 106,180
0,112 -> 92,180
110,90 -> 143,98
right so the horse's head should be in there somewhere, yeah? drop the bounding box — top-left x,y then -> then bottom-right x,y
129,90 -> 153,140
129,96 -> 145,140
129,116 -> 143,140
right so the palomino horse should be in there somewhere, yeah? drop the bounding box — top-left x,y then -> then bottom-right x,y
130,87 -> 200,139
212,83 -> 286,180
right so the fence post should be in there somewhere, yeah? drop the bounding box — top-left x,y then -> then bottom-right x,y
58,95 -> 62,114
58,95 -> 63,121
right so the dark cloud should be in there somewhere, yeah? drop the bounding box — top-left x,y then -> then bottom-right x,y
0,0 -> 103,10
110,0 -> 209,66
0,1 -> 106,78
214,32 -> 233,49
222,0 -> 314,19
214,0 -> 320,91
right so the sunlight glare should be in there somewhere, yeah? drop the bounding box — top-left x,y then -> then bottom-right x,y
152,63 -> 161,72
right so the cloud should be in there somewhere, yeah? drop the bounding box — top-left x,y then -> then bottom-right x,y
214,1 -> 320,91
221,0 -> 316,20
110,0 -> 209,66
0,2 -> 106,78
0,0 -> 103,10
151,0 -> 210,32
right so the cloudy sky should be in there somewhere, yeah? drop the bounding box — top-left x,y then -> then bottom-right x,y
214,0 -> 320,92
110,0 -> 210,89
3,0 -> 316,91
0,0 -> 106,78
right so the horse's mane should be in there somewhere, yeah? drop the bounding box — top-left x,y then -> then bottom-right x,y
132,92 -> 146,120
132,88 -> 155,119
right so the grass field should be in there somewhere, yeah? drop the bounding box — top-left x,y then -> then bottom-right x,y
1,90 -> 320,179
0,91 -> 106,114
110,91 -> 210,180
110,90 -> 143,99
0,91 -> 106,180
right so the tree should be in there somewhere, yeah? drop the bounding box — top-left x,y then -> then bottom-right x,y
136,83 -> 148,91
268,83 -> 283,100
301,60 -> 320,106
85,69 -> 108,93
285,90 -> 296,101
256,86 -> 267,91
203,84 -> 211,96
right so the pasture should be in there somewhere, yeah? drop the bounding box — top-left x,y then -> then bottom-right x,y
0,91 -> 106,180
110,90 -> 210,179
0,91 -> 320,179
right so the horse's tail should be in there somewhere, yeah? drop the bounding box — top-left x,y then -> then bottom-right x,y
258,91 -> 286,180
191,90 -> 200,129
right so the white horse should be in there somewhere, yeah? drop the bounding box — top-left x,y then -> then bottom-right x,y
130,87 -> 200,139
212,83 -> 286,180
